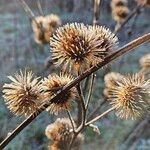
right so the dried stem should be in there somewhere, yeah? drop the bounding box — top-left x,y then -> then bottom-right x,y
76,84 -> 86,126
66,110 -> 76,133
87,99 -> 106,122
86,106 -> 115,126
122,116 -> 150,150
114,4 -> 143,34
85,73 -> 95,109
93,0 -> 101,25
0,32 -> 150,149
17,0 -> 35,19
17,0 -> 44,33
37,0 -> 44,16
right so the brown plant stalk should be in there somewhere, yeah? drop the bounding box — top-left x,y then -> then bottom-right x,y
114,4 -> 143,33
0,32 -> 149,149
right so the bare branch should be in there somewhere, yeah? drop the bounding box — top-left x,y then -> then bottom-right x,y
86,106 -> 116,126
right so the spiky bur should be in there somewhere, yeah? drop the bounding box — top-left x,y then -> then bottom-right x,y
136,0 -> 150,7
111,0 -> 128,8
112,6 -> 130,24
50,23 -> 118,73
41,74 -> 76,114
2,70 -> 42,116
31,14 -> 61,44
139,53 -> 150,78
108,74 -> 150,120
45,118 -> 84,150
103,72 -> 124,98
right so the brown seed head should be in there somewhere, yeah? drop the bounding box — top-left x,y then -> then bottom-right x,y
108,74 -> 150,119
32,14 -> 61,44
45,118 -> 84,150
50,23 -> 118,73
3,70 -> 42,116
111,0 -> 128,8
112,6 -> 130,24
140,53 -> 150,69
41,74 -> 76,113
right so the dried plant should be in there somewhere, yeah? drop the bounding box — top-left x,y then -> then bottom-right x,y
2,70 -> 42,116
111,0 -> 130,25
32,14 -> 61,44
108,74 -> 150,119
45,118 -> 84,150
41,73 -> 76,114
111,0 -> 128,8
139,53 -> 150,78
0,0 -> 150,150
50,23 -> 118,73
139,53 -> 150,69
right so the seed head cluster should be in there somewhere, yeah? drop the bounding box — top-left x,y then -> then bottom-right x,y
45,118 -> 84,150
41,74 -> 76,114
111,0 -> 130,24
50,23 -> 118,73
3,70 -> 42,116
32,14 -> 61,44
108,74 -> 150,119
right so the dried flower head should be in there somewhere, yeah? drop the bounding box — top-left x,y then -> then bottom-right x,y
44,14 -> 62,29
32,14 -> 61,44
112,6 -> 130,24
45,118 -> 84,150
103,72 -> 124,98
136,0 -> 150,7
139,53 -> 150,69
3,70 -> 42,116
111,0 -> 128,8
41,74 -> 76,113
31,16 -> 45,44
139,53 -> 150,78
108,74 -> 150,119
50,23 -> 118,73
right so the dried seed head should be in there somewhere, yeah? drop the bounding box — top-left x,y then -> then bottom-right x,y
108,74 -> 150,119
44,14 -> 62,29
139,53 -> 150,69
32,14 -> 61,44
103,72 -> 124,98
50,23 -> 118,73
3,70 -> 42,116
45,118 -> 84,150
139,54 -> 150,78
41,74 -> 76,113
112,6 -> 130,24
136,0 -> 150,7
111,0 -> 128,8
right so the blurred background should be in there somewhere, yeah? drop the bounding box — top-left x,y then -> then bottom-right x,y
0,0 -> 150,149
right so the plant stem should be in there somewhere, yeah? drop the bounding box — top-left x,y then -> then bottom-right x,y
85,73 -> 95,109
114,5 -> 142,34
0,32 -> 150,149
86,107 -> 116,126
37,0 -> 44,16
93,0 -> 101,25
76,84 -> 86,126
66,110 -> 76,133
